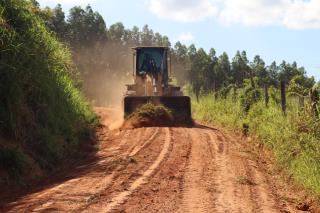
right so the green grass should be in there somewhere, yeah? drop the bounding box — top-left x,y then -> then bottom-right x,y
192,94 -> 244,129
193,92 -> 320,197
0,0 -> 97,179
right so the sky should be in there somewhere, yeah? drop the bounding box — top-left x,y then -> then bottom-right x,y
37,0 -> 320,80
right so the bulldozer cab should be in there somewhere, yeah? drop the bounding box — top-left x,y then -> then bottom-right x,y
134,47 -> 169,80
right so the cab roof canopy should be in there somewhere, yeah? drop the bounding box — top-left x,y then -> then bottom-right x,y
132,46 -> 169,50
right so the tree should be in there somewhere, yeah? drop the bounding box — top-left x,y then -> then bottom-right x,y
231,50 -> 250,86
141,25 -> 154,46
288,74 -> 315,96
266,61 -> 279,87
172,42 -> 189,84
279,61 -> 302,84
251,55 -> 267,86
67,5 -> 106,47
108,22 -> 125,43
214,52 -> 231,90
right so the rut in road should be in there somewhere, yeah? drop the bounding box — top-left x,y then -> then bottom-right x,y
1,127 -> 160,212
1,123 -> 301,213
100,127 -> 171,212
177,127 -> 280,213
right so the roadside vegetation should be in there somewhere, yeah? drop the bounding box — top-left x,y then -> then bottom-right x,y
192,84 -> 320,196
0,0 -> 97,183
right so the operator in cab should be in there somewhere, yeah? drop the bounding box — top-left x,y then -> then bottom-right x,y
139,53 -> 158,77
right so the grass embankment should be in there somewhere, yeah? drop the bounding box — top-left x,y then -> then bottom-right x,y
193,93 -> 320,196
0,1 -> 97,183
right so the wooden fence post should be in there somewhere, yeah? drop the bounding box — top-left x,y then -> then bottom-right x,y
232,85 -> 237,101
264,84 -> 269,107
280,81 -> 286,115
298,96 -> 304,113
309,88 -> 319,117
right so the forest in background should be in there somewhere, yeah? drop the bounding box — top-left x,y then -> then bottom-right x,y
32,2 -> 316,106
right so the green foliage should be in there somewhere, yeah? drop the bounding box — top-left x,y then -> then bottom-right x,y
0,0 -> 97,176
288,75 -> 315,96
193,91 -> 320,197
192,94 -> 243,129
240,79 -> 262,113
0,146 -> 30,177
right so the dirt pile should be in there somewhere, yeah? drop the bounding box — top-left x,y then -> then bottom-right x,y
122,103 -> 193,129
122,103 -> 173,129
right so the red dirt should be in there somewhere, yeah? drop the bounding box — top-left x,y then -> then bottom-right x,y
0,108 -> 315,212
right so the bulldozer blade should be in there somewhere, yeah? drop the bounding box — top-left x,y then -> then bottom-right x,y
123,96 -> 191,118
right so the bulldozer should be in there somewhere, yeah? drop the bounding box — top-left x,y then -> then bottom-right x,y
123,46 -> 191,121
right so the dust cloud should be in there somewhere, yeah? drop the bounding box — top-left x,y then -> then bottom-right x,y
77,45 -> 134,130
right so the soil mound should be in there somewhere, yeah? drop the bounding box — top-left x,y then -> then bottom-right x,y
122,103 -> 193,129
122,103 -> 173,129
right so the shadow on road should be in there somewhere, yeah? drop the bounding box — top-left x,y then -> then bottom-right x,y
0,138 -> 105,211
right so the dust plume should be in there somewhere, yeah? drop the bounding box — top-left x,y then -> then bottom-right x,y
74,44 -> 134,130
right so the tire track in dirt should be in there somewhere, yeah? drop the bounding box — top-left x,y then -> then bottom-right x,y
206,129 -> 278,213
98,127 -> 172,213
178,128 -> 216,213
118,127 -> 191,213
80,127 -> 165,212
1,123 -> 303,212
207,131 -> 253,213
3,127 -> 156,213
3,128 -> 128,213
73,128 -> 160,212
129,128 -> 160,157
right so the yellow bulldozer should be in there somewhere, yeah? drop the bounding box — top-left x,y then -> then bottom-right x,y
123,46 -> 191,121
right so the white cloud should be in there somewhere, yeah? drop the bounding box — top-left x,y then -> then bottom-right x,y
219,0 -> 288,26
219,0 -> 320,29
146,0 -> 320,29
284,0 -> 320,29
176,32 -> 195,44
147,0 -> 218,22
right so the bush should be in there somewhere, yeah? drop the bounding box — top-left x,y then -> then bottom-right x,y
239,79 -> 262,113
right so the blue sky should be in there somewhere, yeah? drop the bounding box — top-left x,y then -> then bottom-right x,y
38,0 -> 320,80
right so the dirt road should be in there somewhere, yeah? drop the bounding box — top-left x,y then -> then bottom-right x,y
0,109 -> 307,212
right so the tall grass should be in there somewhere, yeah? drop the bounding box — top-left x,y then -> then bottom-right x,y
0,0 -> 97,178
193,92 -> 320,196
